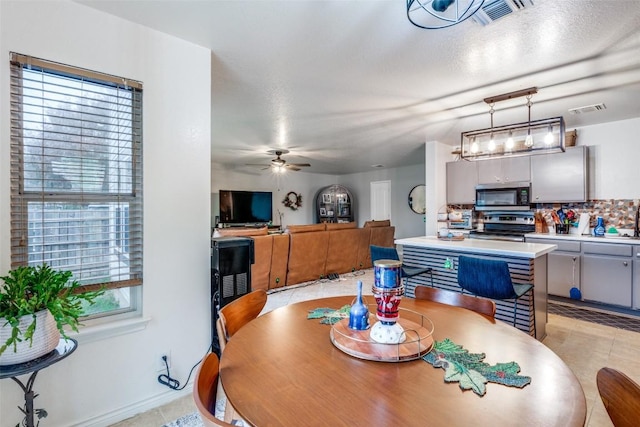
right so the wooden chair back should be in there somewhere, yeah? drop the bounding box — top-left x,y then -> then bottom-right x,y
193,352 -> 236,427
414,285 -> 496,319
217,289 -> 268,353
597,367 -> 640,427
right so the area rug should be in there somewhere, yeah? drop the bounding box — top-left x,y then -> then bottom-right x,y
161,412 -> 203,427
162,397 -> 246,427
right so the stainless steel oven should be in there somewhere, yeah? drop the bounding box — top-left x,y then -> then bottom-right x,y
469,211 -> 535,242
475,182 -> 531,211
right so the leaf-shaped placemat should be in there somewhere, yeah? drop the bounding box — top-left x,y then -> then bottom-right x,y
307,305 -> 351,324
423,338 -> 531,396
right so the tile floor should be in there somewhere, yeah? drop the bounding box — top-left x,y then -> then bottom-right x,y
111,270 -> 640,427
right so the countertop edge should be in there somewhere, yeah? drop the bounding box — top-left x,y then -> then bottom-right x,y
525,233 -> 640,245
395,236 -> 557,259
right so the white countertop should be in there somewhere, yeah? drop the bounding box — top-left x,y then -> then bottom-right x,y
525,232 -> 640,245
395,236 -> 557,259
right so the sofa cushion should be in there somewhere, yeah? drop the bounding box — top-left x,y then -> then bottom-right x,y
364,220 -> 391,228
249,235 -> 273,291
269,234 -> 290,289
325,222 -> 357,230
286,223 -> 326,233
215,226 -> 268,237
325,228 -> 369,274
286,231 -> 330,285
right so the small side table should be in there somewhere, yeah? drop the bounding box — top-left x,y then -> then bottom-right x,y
0,338 -> 77,427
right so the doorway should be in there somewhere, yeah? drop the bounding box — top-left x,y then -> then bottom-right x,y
370,180 -> 391,222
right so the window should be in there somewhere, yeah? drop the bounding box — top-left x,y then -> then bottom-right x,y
9,53 -> 143,319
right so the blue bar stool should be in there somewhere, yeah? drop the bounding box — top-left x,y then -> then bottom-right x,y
370,245 -> 434,287
456,255 -> 534,333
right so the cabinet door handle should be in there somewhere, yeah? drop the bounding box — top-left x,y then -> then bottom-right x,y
623,261 -> 628,267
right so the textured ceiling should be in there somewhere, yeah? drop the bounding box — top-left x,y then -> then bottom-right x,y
78,0 -> 640,175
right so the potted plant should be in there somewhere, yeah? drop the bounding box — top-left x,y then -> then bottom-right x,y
0,264 -> 104,365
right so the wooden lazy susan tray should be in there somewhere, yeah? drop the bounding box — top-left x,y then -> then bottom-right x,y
330,309 -> 434,362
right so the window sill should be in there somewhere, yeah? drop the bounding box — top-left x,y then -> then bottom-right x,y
68,316 -> 152,345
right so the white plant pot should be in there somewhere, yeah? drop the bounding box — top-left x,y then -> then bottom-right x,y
0,310 -> 60,366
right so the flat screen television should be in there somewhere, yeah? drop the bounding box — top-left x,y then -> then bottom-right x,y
219,190 -> 273,225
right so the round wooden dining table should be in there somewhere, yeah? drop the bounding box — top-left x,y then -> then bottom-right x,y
219,296 -> 586,427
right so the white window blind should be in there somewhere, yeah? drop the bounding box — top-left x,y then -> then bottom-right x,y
9,53 -> 143,297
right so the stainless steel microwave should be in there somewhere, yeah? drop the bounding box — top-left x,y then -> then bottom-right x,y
474,182 -> 531,211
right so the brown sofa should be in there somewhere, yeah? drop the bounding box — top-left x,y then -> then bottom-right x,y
213,220 -> 394,291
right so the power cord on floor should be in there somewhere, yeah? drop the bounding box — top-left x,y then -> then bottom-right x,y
157,344 -> 213,390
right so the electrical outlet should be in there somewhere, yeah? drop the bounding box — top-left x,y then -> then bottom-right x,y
157,351 -> 171,372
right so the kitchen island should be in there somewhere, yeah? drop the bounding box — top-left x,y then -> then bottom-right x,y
395,236 -> 557,340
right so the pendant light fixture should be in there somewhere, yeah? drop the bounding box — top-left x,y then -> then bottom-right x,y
460,87 -> 565,160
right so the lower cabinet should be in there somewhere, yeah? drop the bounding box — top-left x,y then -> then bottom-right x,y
582,254 -> 632,307
548,253 -> 580,298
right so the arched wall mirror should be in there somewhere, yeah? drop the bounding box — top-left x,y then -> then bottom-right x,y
408,185 -> 426,214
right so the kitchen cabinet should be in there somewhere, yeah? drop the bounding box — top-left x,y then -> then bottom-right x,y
634,247 -> 640,310
446,161 -> 477,204
530,146 -> 588,203
526,237 -> 580,297
581,243 -> 632,307
477,156 -> 530,184
315,184 -> 354,223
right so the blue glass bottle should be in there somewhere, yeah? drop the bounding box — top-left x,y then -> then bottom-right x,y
348,280 -> 370,330
593,217 -> 605,237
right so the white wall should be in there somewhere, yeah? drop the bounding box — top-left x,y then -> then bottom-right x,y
1,2 -> 212,426
338,163 -> 426,239
211,163 -> 337,228
210,162 -> 426,239
576,117 -> 640,199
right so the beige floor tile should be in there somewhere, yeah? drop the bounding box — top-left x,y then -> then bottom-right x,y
587,395 -> 614,427
158,394 -> 197,422
109,408 -> 166,427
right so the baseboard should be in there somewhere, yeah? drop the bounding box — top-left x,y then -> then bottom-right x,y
69,383 -> 193,427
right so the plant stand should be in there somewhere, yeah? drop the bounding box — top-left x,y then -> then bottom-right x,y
0,338 -> 77,427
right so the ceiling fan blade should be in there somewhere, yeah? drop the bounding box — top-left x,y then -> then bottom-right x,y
245,163 -> 270,167
285,165 -> 301,171
289,163 -> 311,167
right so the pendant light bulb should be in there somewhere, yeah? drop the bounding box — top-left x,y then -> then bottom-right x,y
524,129 -> 534,147
488,136 -> 496,152
544,125 -> 554,145
505,132 -> 514,150
470,137 -> 479,154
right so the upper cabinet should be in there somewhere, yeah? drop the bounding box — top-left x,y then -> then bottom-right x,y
477,156 -> 531,184
446,161 -> 477,205
530,146 -> 588,203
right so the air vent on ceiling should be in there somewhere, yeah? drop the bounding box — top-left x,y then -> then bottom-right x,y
471,0 -> 533,26
568,103 -> 607,114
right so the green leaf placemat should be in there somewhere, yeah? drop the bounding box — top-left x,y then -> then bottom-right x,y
307,305 -> 351,324
423,338 -> 531,396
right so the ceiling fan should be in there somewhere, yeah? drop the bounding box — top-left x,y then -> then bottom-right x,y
246,149 -> 311,172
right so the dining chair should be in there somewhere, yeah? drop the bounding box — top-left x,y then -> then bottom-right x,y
597,367 -> 640,427
216,289 -> 267,353
370,245 -> 434,287
456,255 -> 534,330
193,352 -> 241,427
414,285 -> 496,319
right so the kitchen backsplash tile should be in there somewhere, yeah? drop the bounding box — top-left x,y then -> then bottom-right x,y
535,199 -> 639,230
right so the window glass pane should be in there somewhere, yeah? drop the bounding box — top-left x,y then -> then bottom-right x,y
10,54 -> 143,318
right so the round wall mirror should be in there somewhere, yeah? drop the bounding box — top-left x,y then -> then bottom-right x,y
408,185 -> 426,214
